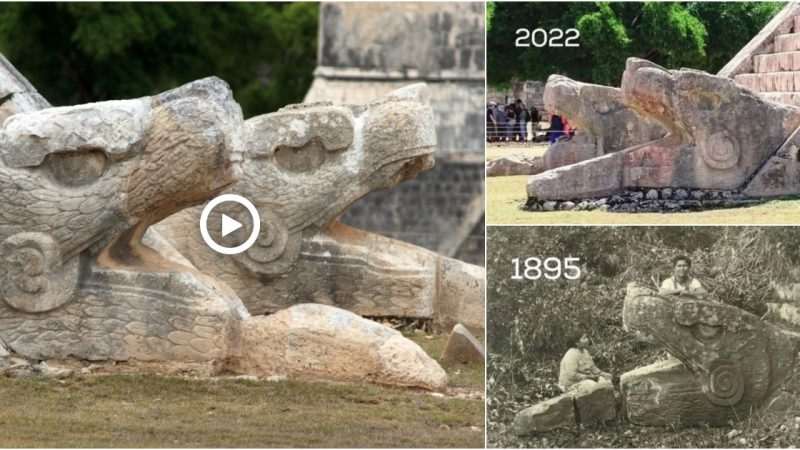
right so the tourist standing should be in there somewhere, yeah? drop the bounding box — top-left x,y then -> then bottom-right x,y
505,104 -> 516,141
516,99 -> 528,142
549,114 -> 564,143
491,103 -> 508,142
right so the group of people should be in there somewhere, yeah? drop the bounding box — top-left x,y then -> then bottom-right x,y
558,255 -> 706,393
486,100 -> 577,144
486,99 -> 539,142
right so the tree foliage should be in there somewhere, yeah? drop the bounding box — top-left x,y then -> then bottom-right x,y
0,3 -> 318,117
488,2 -> 783,87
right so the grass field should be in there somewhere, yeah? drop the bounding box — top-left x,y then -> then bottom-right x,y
486,143 -> 548,162
487,175 -> 800,225
0,332 -> 484,448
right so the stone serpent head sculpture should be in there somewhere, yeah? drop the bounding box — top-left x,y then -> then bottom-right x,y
621,284 -> 800,425
542,74 -> 664,169
0,77 -> 245,360
0,63 -> 447,390
528,57 -> 800,201
155,84 -> 485,334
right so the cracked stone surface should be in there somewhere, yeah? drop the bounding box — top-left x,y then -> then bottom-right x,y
528,58 -> 800,202
0,56 -> 452,390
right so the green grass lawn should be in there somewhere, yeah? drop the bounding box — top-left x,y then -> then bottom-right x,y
0,332 -> 484,448
486,143 -> 548,162
487,175 -> 800,225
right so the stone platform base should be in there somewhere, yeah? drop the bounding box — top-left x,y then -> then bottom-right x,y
523,188 -> 765,213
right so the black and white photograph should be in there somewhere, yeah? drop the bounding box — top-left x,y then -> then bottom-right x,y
487,226 -> 800,448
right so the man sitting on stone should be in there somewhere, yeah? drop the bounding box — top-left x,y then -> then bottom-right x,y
659,255 -> 707,299
558,332 -> 612,392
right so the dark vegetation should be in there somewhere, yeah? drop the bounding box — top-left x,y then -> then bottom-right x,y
487,227 -> 800,447
0,2 -> 318,117
487,2 -> 784,88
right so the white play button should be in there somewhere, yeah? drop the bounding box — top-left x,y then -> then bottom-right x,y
199,194 -> 260,255
221,214 -> 243,237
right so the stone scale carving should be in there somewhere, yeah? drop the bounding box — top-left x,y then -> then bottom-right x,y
0,54 -> 484,389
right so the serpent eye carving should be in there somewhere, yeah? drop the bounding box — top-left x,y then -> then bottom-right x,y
675,300 -> 700,325
274,138 -> 328,173
691,323 -> 723,341
42,149 -> 108,186
688,90 -> 721,111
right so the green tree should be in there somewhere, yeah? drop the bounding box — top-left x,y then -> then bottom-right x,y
487,2 -> 783,88
0,3 -> 319,117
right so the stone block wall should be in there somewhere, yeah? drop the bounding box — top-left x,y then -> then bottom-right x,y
306,2 -> 486,265
339,160 -> 485,266
487,81 -> 545,112
319,2 -> 484,76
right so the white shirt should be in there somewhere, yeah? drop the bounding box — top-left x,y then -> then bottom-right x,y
660,277 -> 705,294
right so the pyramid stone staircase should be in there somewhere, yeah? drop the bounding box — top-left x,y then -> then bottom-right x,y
722,3 -> 800,107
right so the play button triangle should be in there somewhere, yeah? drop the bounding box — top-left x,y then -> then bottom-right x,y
221,214 -> 243,237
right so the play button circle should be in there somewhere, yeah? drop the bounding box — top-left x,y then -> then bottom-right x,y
200,194 -> 260,255
221,214 -> 242,237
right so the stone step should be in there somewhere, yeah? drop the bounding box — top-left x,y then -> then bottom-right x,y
775,33 -> 800,53
794,16 -> 800,33
734,71 -> 800,92
762,92 -> 800,108
755,52 -> 800,73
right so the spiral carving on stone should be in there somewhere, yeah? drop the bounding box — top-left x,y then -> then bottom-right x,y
701,131 -> 740,170
233,210 -> 302,275
0,232 -> 79,313
703,362 -> 745,406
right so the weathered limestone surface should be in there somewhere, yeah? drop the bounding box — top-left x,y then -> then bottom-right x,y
762,91 -> 800,108
622,359 -> 735,426
542,74 -> 664,169
775,33 -> 800,53
318,2 -> 484,77
754,52 -> 800,73
621,58 -> 800,189
486,153 -> 542,177
542,135 -> 599,171
528,57 -> 800,201
0,76 -> 246,361
744,126 -> 800,197
735,72 -> 800,91
440,323 -> 484,365
572,379 -> 616,427
513,393 -> 575,435
622,283 -> 800,425
528,152 -> 623,201
155,84 -> 485,334
0,61 -> 452,390
513,379 -> 616,434
229,303 -> 447,390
